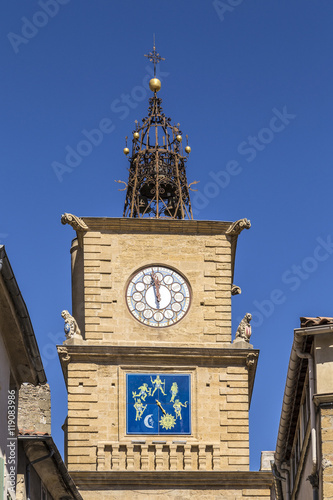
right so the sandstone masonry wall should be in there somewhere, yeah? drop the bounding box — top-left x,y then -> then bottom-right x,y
66,360 -> 251,473
17,383 -> 51,435
321,406 -> 333,500
79,230 -> 232,345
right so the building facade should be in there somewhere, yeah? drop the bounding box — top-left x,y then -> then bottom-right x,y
0,245 -> 82,500
0,245 -> 46,499
272,317 -> 333,500
58,46 -> 273,499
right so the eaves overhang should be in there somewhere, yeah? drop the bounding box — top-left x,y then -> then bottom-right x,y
18,435 -> 82,500
275,323 -> 333,465
0,246 -> 46,385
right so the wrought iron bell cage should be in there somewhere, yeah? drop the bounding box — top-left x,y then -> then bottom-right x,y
122,93 -> 194,220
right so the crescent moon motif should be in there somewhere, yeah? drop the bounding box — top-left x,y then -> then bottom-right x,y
144,414 -> 154,429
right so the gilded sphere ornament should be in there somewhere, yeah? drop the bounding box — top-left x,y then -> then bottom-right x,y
123,147 -> 130,155
185,146 -> 191,154
149,78 -> 162,92
133,131 -> 140,140
176,135 -> 182,142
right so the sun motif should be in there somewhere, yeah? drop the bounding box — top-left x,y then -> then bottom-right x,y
159,413 -> 176,430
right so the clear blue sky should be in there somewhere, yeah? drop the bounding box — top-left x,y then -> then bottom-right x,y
2,1 -> 333,470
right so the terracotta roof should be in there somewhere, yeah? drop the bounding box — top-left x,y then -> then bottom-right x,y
300,316 -> 333,328
18,429 -> 50,436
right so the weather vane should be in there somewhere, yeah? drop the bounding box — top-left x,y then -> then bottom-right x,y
144,35 -> 165,77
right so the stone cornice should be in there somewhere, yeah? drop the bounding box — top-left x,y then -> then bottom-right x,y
71,470 -> 273,489
57,344 -> 258,363
57,344 -> 259,405
80,217 -> 232,235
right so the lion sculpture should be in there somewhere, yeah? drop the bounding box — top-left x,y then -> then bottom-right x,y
235,313 -> 252,343
61,310 -> 81,339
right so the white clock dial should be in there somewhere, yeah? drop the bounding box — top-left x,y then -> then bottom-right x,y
126,265 -> 191,327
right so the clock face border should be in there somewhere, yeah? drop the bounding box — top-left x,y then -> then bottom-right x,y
126,373 -> 191,435
125,264 -> 192,328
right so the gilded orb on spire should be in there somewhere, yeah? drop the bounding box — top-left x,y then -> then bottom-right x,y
149,78 -> 162,92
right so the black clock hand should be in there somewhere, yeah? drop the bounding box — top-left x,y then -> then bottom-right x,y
151,271 -> 161,302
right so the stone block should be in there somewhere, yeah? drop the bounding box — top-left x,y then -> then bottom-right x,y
227,419 -> 249,427
85,287 -> 102,295
85,332 -> 104,340
226,374 -> 248,381
225,403 -> 248,411
67,445 -> 94,456
18,383 -> 51,434
242,489 -> 271,497
226,448 -> 249,456
225,380 -> 248,387
215,277 -> 232,284
228,426 -> 249,434
216,334 -> 231,342
227,367 -> 246,374
84,233 -> 101,240
228,440 -> 249,449
226,395 -> 249,403
228,456 -> 249,465
84,244 -> 103,253
227,411 -> 248,419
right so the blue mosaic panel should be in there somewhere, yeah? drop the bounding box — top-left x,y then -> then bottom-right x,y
126,373 -> 191,435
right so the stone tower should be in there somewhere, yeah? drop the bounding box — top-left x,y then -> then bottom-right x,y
58,46 -> 272,499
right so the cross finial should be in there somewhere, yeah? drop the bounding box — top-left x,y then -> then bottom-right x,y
144,36 -> 165,77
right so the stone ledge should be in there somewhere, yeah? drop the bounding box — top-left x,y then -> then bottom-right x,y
313,392 -> 333,407
71,470 -> 272,489
57,345 -> 259,406
57,345 -> 258,374
80,218 -> 232,236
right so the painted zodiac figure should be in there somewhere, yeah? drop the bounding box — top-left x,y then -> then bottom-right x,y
173,399 -> 188,420
134,399 -> 147,421
170,382 -> 178,402
132,383 -> 151,401
150,375 -> 166,396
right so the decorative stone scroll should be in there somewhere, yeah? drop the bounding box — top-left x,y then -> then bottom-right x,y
61,213 -> 88,246
57,346 -> 70,363
231,284 -> 242,296
226,218 -> 251,236
61,213 -> 88,231
246,352 -> 258,368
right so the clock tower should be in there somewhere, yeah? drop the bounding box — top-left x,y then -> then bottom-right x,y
58,46 -> 272,499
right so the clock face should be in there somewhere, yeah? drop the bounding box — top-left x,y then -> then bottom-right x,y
126,265 -> 191,328
126,373 -> 191,435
